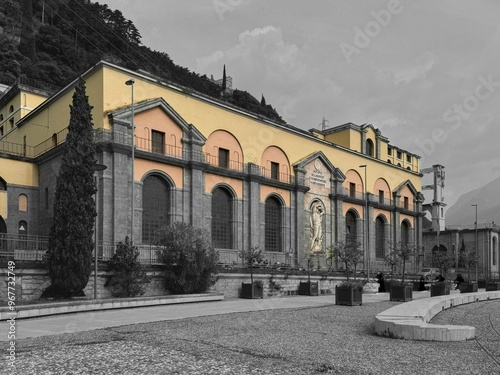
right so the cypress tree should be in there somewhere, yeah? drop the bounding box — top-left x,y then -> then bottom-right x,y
46,77 -> 97,298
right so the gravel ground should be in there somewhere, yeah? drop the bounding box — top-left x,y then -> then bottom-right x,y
5,300 -> 500,375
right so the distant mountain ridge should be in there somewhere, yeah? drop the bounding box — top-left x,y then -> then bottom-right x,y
445,176 -> 500,226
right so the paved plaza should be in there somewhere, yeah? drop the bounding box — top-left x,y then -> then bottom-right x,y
2,292 -> 500,374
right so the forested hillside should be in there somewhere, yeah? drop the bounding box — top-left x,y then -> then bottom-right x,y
0,0 -> 284,123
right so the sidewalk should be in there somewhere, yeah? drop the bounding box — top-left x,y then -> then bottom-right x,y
0,292 -> 409,341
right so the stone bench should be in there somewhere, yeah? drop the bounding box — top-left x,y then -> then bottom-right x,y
375,290 -> 500,341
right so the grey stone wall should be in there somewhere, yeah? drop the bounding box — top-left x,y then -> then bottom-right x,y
0,268 -> 346,303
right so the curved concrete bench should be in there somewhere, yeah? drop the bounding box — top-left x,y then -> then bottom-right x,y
375,290 -> 500,341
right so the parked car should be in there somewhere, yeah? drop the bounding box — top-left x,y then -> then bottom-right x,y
417,268 -> 441,281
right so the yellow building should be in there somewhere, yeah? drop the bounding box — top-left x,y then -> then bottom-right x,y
0,61 -> 424,271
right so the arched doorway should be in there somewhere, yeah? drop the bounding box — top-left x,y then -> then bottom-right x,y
375,216 -> 387,259
265,196 -> 282,252
345,210 -> 357,244
211,186 -> 233,249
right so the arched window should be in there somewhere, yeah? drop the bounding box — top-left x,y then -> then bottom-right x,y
375,216 -> 386,259
211,187 -> 232,249
142,175 -> 170,244
265,196 -> 282,252
0,216 -> 6,234
401,220 -> 411,245
345,210 -> 357,244
366,139 -> 374,157
492,237 -> 498,266
0,177 -> 6,191
18,194 -> 28,211
18,220 -> 27,235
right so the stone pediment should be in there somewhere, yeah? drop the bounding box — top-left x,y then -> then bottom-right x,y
293,151 -> 345,181
109,97 -> 206,146
293,151 -> 345,195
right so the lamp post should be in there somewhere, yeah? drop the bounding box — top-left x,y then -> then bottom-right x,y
359,164 -> 369,280
94,163 -> 107,299
125,79 -> 135,244
471,204 -> 478,281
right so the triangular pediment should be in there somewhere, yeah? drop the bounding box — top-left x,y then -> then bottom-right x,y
108,97 -> 206,145
293,151 -> 345,181
393,179 -> 418,196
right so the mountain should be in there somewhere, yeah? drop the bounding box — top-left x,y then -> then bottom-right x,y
0,0 -> 284,123
445,176 -> 500,226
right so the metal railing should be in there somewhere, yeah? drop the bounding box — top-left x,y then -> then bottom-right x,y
0,234 -> 49,262
0,140 -> 34,158
205,154 -> 245,172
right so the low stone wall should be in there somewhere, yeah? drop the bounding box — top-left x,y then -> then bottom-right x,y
0,267 -> 348,303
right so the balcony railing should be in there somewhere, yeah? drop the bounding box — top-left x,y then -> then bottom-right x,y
205,153 -> 245,172
260,166 -> 291,184
0,140 -> 34,158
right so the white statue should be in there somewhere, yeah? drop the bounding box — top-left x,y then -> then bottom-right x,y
310,201 -> 324,254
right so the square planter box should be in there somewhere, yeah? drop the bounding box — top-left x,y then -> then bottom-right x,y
485,282 -> 500,291
430,283 -> 450,297
335,285 -> 362,306
459,282 -> 478,293
240,282 -> 263,299
298,281 -> 319,296
389,284 -> 413,301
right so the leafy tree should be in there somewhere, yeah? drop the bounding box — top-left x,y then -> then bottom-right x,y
105,237 -> 150,297
45,77 -> 97,298
389,241 -> 417,284
156,222 -> 219,294
239,245 -> 262,286
384,249 -> 399,280
459,248 -> 479,282
334,241 -> 363,281
432,248 -> 455,278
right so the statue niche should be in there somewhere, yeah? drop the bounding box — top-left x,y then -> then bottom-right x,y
309,201 -> 325,255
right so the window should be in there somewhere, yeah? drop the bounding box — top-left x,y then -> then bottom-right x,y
349,182 -> 356,198
18,220 -> 27,235
366,139 -> 374,157
18,194 -> 28,211
211,187 -> 232,248
265,196 -> 282,252
152,130 -> 165,154
492,237 -> 498,266
345,211 -> 357,244
403,197 -> 409,210
270,162 -> 279,180
375,216 -> 386,259
378,190 -> 384,204
387,147 -> 392,156
142,175 -> 170,244
406,154 -> 412,163
45,188 -> 49,210
397,150 -> 402,159
401,220 -> 411,246
218,148 -> 229,169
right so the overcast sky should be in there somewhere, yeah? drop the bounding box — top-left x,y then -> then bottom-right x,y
103,0 -> 500,210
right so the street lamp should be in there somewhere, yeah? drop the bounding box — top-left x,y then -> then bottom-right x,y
359,164 -> 369,280
471,204 -> 478,281
125,79 -> 135,244
94,163 -> 107,299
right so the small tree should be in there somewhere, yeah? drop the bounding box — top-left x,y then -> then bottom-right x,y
105,237 -> 150,297
45,77 -> 97,298
156,222 -> 219,294
432,249 -> 455,278
334,241 -> 363,281
384,249 -> 399,280
389,241 -> 417,284
239,246 -> 262,286
459,250 -> 479,282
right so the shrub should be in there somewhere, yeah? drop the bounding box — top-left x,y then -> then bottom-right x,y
105,237 -> 150,297
338,280 -> 364,291
156,222 -> 219,294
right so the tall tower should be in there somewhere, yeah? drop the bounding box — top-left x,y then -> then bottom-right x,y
422,164 -> 446,231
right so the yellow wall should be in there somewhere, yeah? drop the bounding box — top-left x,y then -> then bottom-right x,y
205,174 -> 243,198
260,185 -> 291,206
135,159 -> 183,188
0,191 -> 7,218
0,158 -> 38,186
